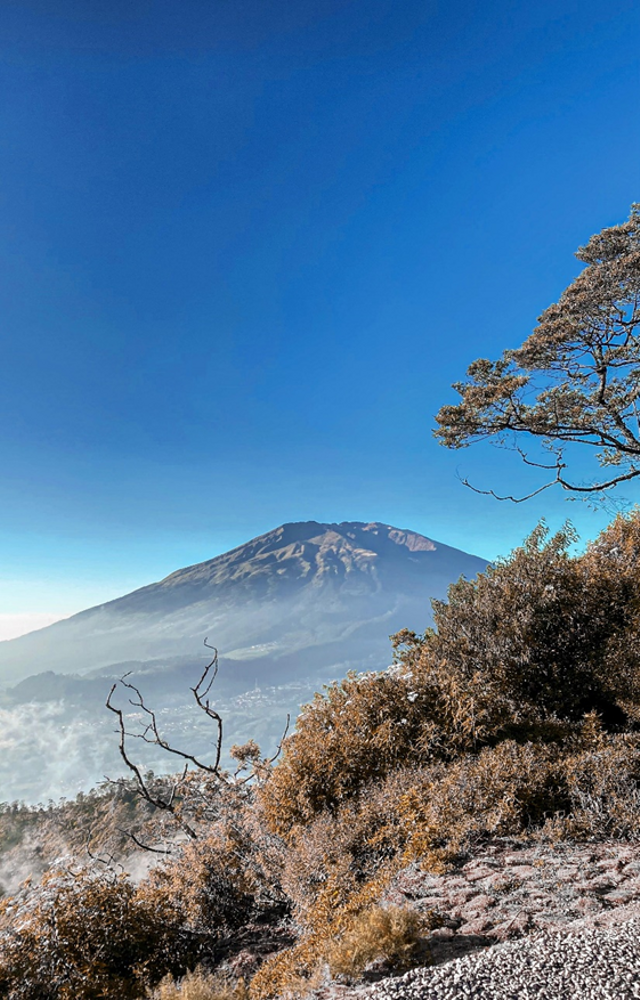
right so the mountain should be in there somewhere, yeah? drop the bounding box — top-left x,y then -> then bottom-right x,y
0,521 -> 488,801
0,521 -> 487,686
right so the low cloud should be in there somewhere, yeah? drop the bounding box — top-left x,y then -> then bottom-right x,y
0,613 -> 72,642
0,701 -> 119,803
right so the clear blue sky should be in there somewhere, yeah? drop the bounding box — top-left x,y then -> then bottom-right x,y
1,0 -> 639,635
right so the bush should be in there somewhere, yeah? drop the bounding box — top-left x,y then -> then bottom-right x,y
326,905 -> 427,981
260,657 -> 496,837
0,865 -> 189,1000
137,784 -> 288,961
425,522 -> 631,725
551,732 -> 640,839
150,966 -> 248,1000
261,515 -> 640,838
7,513 -> 640,1000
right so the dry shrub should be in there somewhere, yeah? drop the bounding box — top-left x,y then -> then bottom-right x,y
250,730 -> 640,998
550,732 -> 640,839
425,522 -> 635,727
580,509 -> 640,711
401,741 -> 570,859
140,829 -> 256,944
138,782 -> 286,950
260,651 -> 501,838
261,515 -> 640,842
0,865 -> 189,1000
325,905 -> 427,981
248,937 -> 325,1000
280,768 -> 417,926
260,669 -> 445,835
150,966 -> 248,1000
249,776 -> 418,997
0,782 -> 286,1000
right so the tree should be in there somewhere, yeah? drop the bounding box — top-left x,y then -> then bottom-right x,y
434,204 -> 640,500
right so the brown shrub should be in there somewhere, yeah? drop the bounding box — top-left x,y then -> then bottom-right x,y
138,784 -> 288,957
325,905 -> 427,981
261,515 -> 640,841
259,654 -> 502,837
426,522 -> 633,726
150,966 -> 248,1000
0,865 -> 189,1000
550,732 -> 640,839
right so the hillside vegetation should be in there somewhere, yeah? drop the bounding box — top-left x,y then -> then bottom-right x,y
3,512 -> 640,999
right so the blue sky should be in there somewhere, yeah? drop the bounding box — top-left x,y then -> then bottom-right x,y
1,0 -> 639,637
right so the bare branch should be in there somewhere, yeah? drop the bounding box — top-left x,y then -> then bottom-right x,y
120,829 -> 173,855
105,638 -> 291,849
191,640 -> 223,772
85,833 -> 125,872
458,459 -> 640,503
105,685 -> 198,841
458,474 -> 558,503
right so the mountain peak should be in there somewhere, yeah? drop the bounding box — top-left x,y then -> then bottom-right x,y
0,519 -> 487,684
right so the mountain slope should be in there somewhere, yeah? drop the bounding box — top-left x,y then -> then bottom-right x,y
0,521 -> 487,686
0,521 -> 488,801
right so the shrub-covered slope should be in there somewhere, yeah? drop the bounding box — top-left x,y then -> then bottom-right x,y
3,512 -> 640,999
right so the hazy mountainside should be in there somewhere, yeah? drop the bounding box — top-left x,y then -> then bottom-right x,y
0,520 -> 487,685
0,521 -> 487,802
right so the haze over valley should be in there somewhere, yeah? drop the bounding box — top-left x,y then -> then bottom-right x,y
0,520 -> 487,803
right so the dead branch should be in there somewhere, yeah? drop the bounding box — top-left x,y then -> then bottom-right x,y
457,445 -> 640,503
85,833 -> 125,872
106,686 -> 199,841
105,638 -> 289,850
120,829 -> 173,855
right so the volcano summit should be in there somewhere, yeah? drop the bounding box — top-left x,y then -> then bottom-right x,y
0,520 -> 487,687
0,521 -> 488,801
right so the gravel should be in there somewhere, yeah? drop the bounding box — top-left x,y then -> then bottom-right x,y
364,916 -> 640,999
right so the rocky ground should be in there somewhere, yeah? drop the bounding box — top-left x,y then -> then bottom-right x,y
384,836 -> 640,962
311,836 -> 640,998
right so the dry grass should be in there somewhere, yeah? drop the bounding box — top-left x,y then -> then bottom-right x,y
326,905 -> 429,981
150,967 -> 248,1000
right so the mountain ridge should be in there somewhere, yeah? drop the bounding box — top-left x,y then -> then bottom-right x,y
0,519 -> 488,801
0,520 -> 487,685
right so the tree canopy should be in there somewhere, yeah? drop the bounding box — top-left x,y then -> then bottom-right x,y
434,204 -> 640,499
